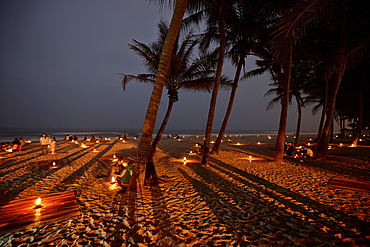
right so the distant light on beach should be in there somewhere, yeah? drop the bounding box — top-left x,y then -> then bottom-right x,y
52,162 -> 56,166
236,143 -> 240,145
268,135 -> 272,139
210,141 -> 215,144
351,144 -> 355,147
328,146 -> 331,149
257,142 -> 261,145
339,143 -> 343,147
178,139 -> 181,141
111,176 -> 116,183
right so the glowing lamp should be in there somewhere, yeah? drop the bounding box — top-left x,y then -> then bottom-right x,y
35,197 -> 42,208
211,141 -> 215,144
52,162 -> 56,167
190,151 -> 193,154
257,135 -> 260,137
257,142 -> 261,145
328,146 -> 331,149
183,157 -> 187,165
113,154 -> 116,159
339,143 -> 343,147
236,143 -> 241,145
178,139 -> 181,141
351,144 -> 355,147
111,176 -> 116,183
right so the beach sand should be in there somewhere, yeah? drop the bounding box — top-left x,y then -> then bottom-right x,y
0,134 -> 369,246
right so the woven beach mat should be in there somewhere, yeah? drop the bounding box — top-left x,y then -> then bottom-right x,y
0,191 -> 80,234
327,177 -> 370,193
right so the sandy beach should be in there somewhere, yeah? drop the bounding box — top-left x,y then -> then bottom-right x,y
0,134 -> 370,246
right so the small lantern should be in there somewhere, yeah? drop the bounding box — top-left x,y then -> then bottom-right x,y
257,142 -> 261,145
111,176 -> 116,183
35,197 -> 42,208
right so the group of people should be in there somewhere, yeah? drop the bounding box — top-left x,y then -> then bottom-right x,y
285,141 -> 314,158
1,137 -> 26,152
40,133 -> 57,154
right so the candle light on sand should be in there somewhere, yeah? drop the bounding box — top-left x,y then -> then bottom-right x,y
249,155 -> 252,162
35,197 -> 42,208
52,162 -> 56,167
111,176 -> 116,183
183,157 -> 187,165
113,154 -> 116,159
339,143 -> 343,147
268,135 -> 272,139
236,143 -> 241,145
257,142 -> 261,145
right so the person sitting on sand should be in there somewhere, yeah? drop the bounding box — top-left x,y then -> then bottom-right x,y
302,145 -> 314,157
285,142 -> 295,156
50,137 -> 57,154
90,135 -> 96,142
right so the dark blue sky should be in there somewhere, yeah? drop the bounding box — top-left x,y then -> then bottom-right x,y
0,0 -> 321,132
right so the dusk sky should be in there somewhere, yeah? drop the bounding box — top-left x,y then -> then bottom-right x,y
0,0 -> 322,133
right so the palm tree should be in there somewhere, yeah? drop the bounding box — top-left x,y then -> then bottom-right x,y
121,20 -> 215,166
269,0 -> 370,160
186,0 -> 242,165
127,0 -> 189,222
210,0 -> 278,155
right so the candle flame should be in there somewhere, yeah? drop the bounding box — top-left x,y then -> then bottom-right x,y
35,197 -> 42,206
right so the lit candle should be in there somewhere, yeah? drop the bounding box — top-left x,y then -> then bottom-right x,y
35,197 -> 42,208
183,157 -> 187,165
339,143 -> 343,146
257,142 -> 261,145
111,176 -> 116,183
52,162 -> 56,167
113,154 -> 116,159
236,143 -> 241,145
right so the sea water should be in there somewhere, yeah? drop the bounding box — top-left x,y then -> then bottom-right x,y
0,127 -> 309,143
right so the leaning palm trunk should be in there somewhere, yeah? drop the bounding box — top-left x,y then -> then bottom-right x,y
127,0 -> 188,221
201,15 -> 226,165
147,92 -> 176,162
316,77 -> 328,145
316,60 -> 346,160
294,96 -> 302,146
351,91 -> 363,146
211,57 -> 244,155
274,41 -> 293,163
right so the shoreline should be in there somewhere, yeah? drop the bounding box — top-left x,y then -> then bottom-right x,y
1,134 -> 369,246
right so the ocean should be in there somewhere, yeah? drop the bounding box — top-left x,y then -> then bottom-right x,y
0,127 -> 313,143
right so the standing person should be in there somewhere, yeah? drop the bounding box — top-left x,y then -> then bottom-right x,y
50,137 -> 57,154
40,133 -> 50,154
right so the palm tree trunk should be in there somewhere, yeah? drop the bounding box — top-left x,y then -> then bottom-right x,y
352,90 -> 363,146
201,11 -> 226,165
127,0 -> 188,221
294,96 -> 302,146
316,61 -> 346,160
211,56 -> 244,155
147,91 -> 176,162
316,77 -> 328,145
274,41 -> 293,163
